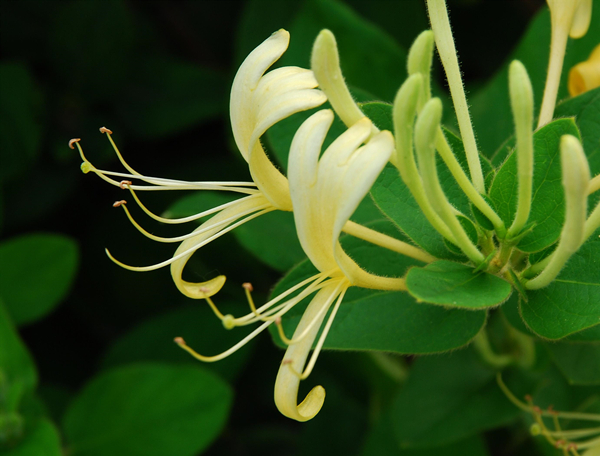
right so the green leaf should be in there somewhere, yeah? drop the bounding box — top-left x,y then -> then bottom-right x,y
489,118 -> 580,252
360,101 -> 393,131
101,304 -> 255,382
362,411 -> 490,456
391,348 -> 523,448
470,4 -> 600,156
270,221 -> 486,354
116,56 -> 228,139
0,234 -> 79,326
520,230 -> 600,339
406,261 -> 512,309
0,63 -> 42,183
0,299 -> 37,415
63,363 -> 232,456
7,418 -> 62,456
546,342 -> 600,385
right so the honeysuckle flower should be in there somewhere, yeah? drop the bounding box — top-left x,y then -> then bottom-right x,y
569,44 -> 600,96
539,0 -> 593,126
274,110 -> 406,421
71,29 -> 326,299
174,111 -> 407,422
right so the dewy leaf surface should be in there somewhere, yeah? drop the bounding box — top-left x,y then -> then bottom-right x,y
546,342 -> 600,385
269,222 -> 486,354
489,118 -> 580,252
406,261 -> 512,309
520,230 -> 600,339
63,363 -> 232,456
391,349 -> 523,448
0,233 -> 79,325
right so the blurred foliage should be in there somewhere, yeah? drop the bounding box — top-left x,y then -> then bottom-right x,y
1,1 -> 599,456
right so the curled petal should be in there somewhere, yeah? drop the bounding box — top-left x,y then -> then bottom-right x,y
170,194 -> 272,298
274,282 -> 339,421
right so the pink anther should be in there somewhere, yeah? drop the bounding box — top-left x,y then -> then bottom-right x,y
174,337 -> 186,345
242,282 -> 254,291
119,180 -> 132,189
524,394 -> 533,402
99,126 -> 113,134
68,138 -> 81,149
275,316 -> 282,324
547,405 -> 558,416
113,200 -> 127,208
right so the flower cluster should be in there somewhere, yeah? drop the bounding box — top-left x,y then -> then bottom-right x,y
72,0 -> 599,422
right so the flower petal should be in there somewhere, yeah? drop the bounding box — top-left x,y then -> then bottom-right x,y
170,194 -> 272,299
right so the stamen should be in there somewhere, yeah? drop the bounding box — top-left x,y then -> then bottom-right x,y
203,296 -> 226,321
124,185 -> 260,225
113,200 -> 127,208
119,180 -> 132,189
105,207 -> 274,271
274,284 -> 343,346
242,282 -> 261,318
291,283 -> 347,380
115,198 -> 270,244
234,271 -> 335,326
173,318 -> 273,362
99,126 -> 113,135
69,138 -> 81,149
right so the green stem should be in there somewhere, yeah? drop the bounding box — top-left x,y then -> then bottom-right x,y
435,129 -> 506,237
426,0 -> 485,193
342,221 -> 436,263
473,331 -> 514,369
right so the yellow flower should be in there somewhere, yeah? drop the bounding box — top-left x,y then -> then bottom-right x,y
569,44 -> 600,96
71,29 -> 326,299
174,111 -> 406,422
273,110 -> 406,421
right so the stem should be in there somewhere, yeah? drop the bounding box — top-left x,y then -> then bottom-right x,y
584,200 -> 600,241
435,129 -> 506,237
589,174 -> 600,194
473,330 -> 514,369
342,220 -> 436,263
538,10 -> 569,127
426,0 -> 485,192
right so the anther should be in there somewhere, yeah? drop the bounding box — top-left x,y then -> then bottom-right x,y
242,282 -> 254,291
555,439 -> 566,448
547,404 -> 558,416
69,138 -> 81,149
113,200 -> 127,208
282,359 -> 292,365
525,394 -> 533,402
533,406 -> 542,415
99,126 -> 113,135
120,180 -> 132,189
174,337 -> 186,345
